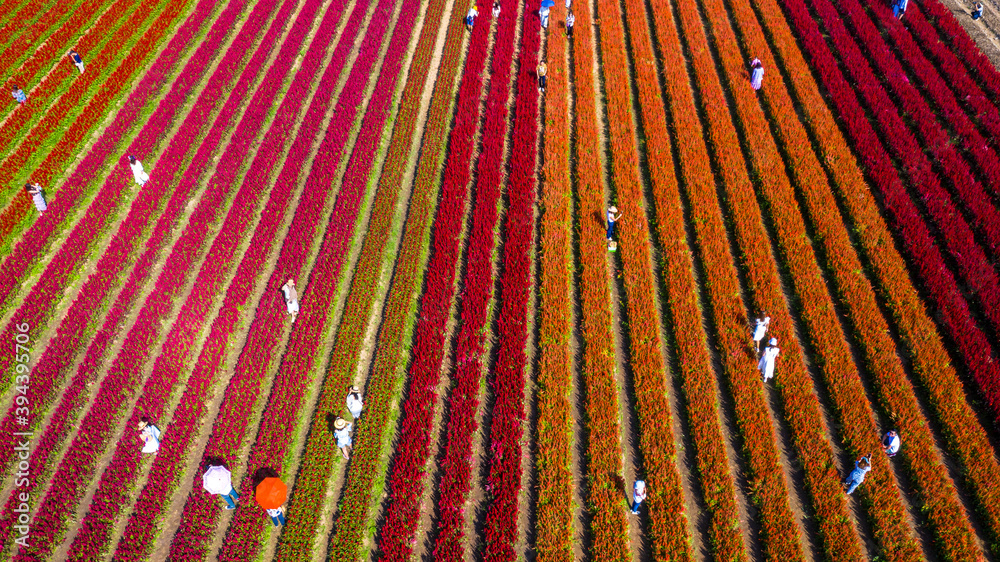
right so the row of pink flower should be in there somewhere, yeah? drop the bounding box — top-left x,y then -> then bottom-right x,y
899,7 -> 1000,156
0,0 -> 272,482
162,0 -> 384,557
276,0 -> 458,554
69,0 -> 355,557
215,5 -> 423,559
915,0 -> 1000,102
3,0 -> 310,556
374,4 -> 498,560
828,0 -> 1000,270
429,2 -> 521,559
775,0 -> 1000,423
479,16 -> 541,562
0,0 -> 223,371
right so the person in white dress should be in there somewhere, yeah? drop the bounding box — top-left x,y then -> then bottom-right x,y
492,0 -> 500,17
758,337 -> 779,382
26,183 -> 46,215
752,311 -> 770,357
137,418 -> 161,454
129,155 -> 149,186
334,417 -> 353,459
346,386 -> 364,419
281,279 -> 299,322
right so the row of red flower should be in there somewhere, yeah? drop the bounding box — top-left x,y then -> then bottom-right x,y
0,0 -> 53,51
797,0 -> 1000,351
828,0 -> 1000,299
0,0 -> 195,267
915,1 -> 1000,102
477,12 -> 541,562
272,0 -> 451,554
0,0 -> 268,481
319,4 -> 473,559
214,1 -> 417,559
0,0 -> 118,116
0,0 -> 168,206
70,0 -> 350,558
372,3 -> 500,559
1,0 -> 308,555
776,0 -> 1000,434
430,2 -> 523,558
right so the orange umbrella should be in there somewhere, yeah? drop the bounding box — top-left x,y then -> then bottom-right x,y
255,477 -> 287,509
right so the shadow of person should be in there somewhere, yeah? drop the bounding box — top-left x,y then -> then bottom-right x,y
202,455 -> 228,471
610,472 -> 628,504
252,466 -> 280,489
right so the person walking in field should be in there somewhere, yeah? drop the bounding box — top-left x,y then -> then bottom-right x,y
136,417 -> 161,454
128,155 -> 149,186
758,337 -> 779,383
882,430 -> 901,457
972,2 -> 984,19
752,311 -> 770,358
537,60 -> 547,93
540,5 -> 550,28
69,49 -> 85,73
25,183 -> 46,215
334,417 -> 354,460
202,463 -> 240,510
492,0 -> 501,17
266,506 -> 287,526
893,0 -> 908,19
466,5 -> 479,27
346,386 -> 364,419
565,0 -> 572,8
281,279 -> 300,322
631,480 -> 647,514
606,206 -> 622,241
566,10 -> 575,35
11,85 -> 26,104
750,58 -> 764,90
843,455 -> 871,495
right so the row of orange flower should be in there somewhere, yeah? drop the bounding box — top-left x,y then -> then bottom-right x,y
751,0 -> 1000,553
532,15 -> 575,562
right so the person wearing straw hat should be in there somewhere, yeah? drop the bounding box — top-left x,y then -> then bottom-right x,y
758,337 -> 779,383
606,206 -> 622,241
843,455 -> 871,495
752,311 -> 770,358
631,480 -> 647,514
202,464 -> 240,509
128,155 -> 149,186
334,417 -> 354,459
882,430 -> 901,457
346,386 -> 364,420
466,4 -> 479,27
136,417 -> 161,454
281,279 -> 300,322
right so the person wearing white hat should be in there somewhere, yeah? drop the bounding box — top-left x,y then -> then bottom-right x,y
606,206 -> 622,241
346,386 -> 364,419
281,279 -> 300,322
334,417 -> 354,459
136,417 -> 161,454
758,337 -> 780,382
631,480 -> 647,514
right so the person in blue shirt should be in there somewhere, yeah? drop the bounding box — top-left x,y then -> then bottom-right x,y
843,455 -> 871,495
70,49 -> 85,73
12,85 -> 26,104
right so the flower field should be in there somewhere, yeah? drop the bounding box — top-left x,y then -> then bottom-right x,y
3,0 -> 1000,558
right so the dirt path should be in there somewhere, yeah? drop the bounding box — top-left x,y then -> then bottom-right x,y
934,0 -> 1000,68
